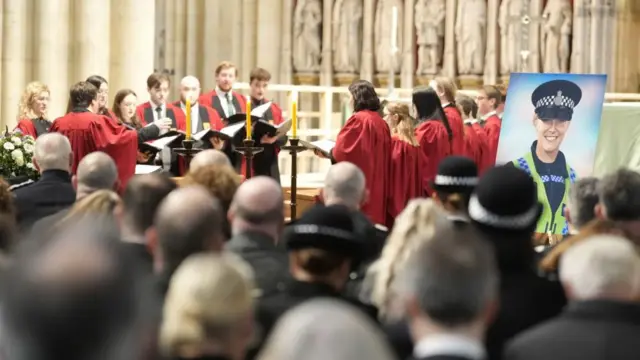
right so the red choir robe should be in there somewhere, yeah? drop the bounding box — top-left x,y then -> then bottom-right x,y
198,89 -> 246,119
247,99 -> 285,182
333,110 -> 391,226
135,102 -> 180,127
49,109 -> 138,192
483,113 -> 502,166
172,101 -> 223,175
387,136 -> 422,227
443,104 -> 465,156
463,120 -> 491,174
415,120 -> 451,196
14,118 -> 52,138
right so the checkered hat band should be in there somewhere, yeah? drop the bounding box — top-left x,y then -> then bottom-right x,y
535,95 -> 575,109
468,194 -> 538,229
291,224 -> 353,240
435,175 -> 479,187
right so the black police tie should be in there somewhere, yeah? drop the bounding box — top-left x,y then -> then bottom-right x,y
155,106 -> 162,121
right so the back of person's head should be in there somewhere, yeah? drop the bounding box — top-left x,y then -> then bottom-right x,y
68,81 -> 98,109
122,174 -> 177,235
560,235 -> 640,302
258,299 -> 396,360
160,253 -> 255,359
456,94 -> 478,119
0,214 -> 15,265
189,149 -> 232,172
152,186 -> 224,278
566,177 -> 600,230
322,162 -> 367,211
54,190 -> 121,235
433,156 -> 479,215
74,152 -> 118,196
228,176 -> 283,235
481,85 -> 502,110
597,168 -> 640,221
183,164 -> 241,217
348,80 -> 381,112
2,217 -> 137,360
0,177 -> 14,217
398,225 -> 498,329
412,86 -> 452,140
34,133 -> 73,172
384,102 -> 418,146
430,77 -> 458,104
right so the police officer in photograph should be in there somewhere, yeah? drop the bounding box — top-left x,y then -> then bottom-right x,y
511,79 -> 582,237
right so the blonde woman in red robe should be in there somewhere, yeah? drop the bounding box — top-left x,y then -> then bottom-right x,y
430,77 -> 465,156
14,82 -> 52,138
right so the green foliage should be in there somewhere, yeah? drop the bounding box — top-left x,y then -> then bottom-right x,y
0,131 -> 39,180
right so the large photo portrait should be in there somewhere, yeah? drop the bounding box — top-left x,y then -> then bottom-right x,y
496,72 -> 607,235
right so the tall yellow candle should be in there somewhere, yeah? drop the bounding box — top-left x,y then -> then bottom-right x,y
291,91 -> 298,138
245,96 -> 252,140
185,99 -> 192,140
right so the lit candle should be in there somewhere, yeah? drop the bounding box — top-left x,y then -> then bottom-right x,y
245,96 -> 252,140
291,90 -> 298,138
391,6 -> 398,53
185,99 -> 192,140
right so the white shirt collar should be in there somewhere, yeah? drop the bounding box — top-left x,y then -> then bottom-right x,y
480,110 -> 497,120
414,334 -> 486,360
441,102 -> 450,108
180,101 -> 199,110
216,86 -> 231,97
464,118 -> 478,125
150,102 -> 166,111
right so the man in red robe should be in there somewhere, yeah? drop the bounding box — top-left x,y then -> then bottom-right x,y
198,61 -> 247,119
476,84 -> 503,165
50,81 -> 138,192
135,72 -> 180,127
172,75 -> 224,134
316,80 -> 391,226
456,94 -> 491,173
431,78 -> 465,155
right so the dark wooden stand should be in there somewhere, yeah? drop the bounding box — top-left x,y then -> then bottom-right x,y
173,139 -> 203,171
235,138 -> 264,179
281,137 -> 306,219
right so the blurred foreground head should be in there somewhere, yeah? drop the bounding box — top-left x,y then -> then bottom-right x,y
259,299 -> 395,360
2,216 -> 137,360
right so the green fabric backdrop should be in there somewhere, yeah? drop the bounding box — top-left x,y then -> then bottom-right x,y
593,103 -> 640,176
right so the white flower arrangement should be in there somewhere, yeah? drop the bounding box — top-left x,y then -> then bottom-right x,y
0,129 -> 38,181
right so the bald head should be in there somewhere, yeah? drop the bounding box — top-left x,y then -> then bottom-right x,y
155,186 -> 225,277
180,75 -> 200,88
323,162 -> 366,209
190,149 -> 232,172
76,152 -> 118,194
34,133 -> 72,172
229,176 -> 283,231
180,75 -> 201,104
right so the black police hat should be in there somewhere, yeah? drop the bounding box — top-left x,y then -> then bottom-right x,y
285,205 -> 362,258
468,165 -> 541,231
531,79 -> 582,121
432,156 -> 479,193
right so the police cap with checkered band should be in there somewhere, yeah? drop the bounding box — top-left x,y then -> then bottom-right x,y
531,79 -> 582,121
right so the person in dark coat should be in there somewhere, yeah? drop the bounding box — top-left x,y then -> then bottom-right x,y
432,155 -> 479,222
12,133 -> 76,234
505,235 -> 640,360
468,165 -> 567,360
225,176 -> 291,298
250,205 -> 378,358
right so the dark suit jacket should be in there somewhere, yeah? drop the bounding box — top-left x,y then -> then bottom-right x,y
12,170 -> 75,233
504,300 -> 640,360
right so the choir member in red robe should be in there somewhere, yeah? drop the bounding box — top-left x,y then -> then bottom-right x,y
413,87 -> 452,197
476,85 -> 503,166
246,67 -> 286,183
135,73 -> 180,128
496,84 -> 507,119
456,94 -> 491,174
316,80 -> 391,226
382,101 -> 422,227
50,81 -> 138,192
430,77 -> 465,155
14,81 -> 52,138
85,75 -> 117,120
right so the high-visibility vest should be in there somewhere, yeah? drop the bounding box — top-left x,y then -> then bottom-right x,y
513,152 -> 576,235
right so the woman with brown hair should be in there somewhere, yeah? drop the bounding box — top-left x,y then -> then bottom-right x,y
383,102 -> 422,226
430,77 -> 465,156
14,82 -> 52,138
86,75 -> 116,118
314,80 -> 391,226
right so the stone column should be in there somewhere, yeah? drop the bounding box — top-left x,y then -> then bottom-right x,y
111,0 -> 156,103
400,0 -> 415,88
442,0 -> 457,78
1,0 -> 27,128
320,0 -> 333,86
185,0 -> 198,76
279,0 -> 294,87
589,0 -> 604,73
75,0 -> 110,80
571,0 -> 590,73
164,0 -> 176,83
0,0 -> 5,127
202,0 -> 220,89
154,0 -> 167,73
484,0 -> 499,85
528,0 -> 542,72
231,1 -> 243,68
257,0 -> 283,102
241,0 -> 258,80
601,0 -> 616,90
35,0 -> 70,118
360,0 -> 374,81
172,0 -> 186,86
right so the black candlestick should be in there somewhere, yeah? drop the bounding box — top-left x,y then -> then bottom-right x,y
235,138 -> 264,179
173,139 -> 203,171
281,137 -> 307,220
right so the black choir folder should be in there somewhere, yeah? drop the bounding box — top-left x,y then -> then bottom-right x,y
300,139 -> 336,157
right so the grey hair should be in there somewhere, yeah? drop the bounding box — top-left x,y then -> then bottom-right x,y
597,168 -> 640,221
258,299 -> 396,360
34,133 -> 72,171
323,162 -> 366,208
560,235 -> 640,300
567,177 -> 599,229
397,225 -> 498,327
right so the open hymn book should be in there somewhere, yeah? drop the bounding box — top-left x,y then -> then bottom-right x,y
299,139 -> 336,157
